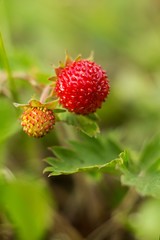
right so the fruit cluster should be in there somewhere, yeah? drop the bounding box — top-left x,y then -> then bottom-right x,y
19,54 -> 110,138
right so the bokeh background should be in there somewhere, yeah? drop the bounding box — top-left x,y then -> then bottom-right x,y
0,0 -> 160,239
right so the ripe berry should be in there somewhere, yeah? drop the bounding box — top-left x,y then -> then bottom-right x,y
55,59 -> 110,115
21,106 -> 55,138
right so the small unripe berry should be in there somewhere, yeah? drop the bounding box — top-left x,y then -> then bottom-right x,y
21,106 -> 55,138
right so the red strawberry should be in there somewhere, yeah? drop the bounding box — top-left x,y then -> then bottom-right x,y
21,106 -> 55,138
55,58 -> 110,115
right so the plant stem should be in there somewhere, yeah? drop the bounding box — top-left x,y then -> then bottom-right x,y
86,188 -> 139,240
0,32 -> 18,101
39,85 -> 52,103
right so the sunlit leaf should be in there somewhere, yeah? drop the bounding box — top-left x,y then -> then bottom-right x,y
44,135 -> 122,176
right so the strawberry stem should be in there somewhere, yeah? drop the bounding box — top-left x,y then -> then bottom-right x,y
40,85 -> 52,103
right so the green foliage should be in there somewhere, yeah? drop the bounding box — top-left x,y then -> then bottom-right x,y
44,135 -> 122,176
58,111 -> 100,137
0,175 -> 52,240
119,135 -> 160,199
0,97 -> 19,144
1,0 -> 160,239
130,199 -> 160,240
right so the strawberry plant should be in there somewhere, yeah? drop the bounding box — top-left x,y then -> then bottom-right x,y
1,0 -> 160,239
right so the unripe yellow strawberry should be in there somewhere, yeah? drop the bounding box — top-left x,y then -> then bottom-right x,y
21,106 -> 55,138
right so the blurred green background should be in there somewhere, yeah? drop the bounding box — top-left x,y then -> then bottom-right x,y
0,0 -> 160,239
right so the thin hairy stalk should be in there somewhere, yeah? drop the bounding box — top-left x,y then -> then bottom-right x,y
40,85 -> 52,103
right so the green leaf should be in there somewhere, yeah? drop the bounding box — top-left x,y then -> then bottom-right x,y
3,179 -> 52,240
0,168 -> 15,209
57,111 -> 100,137
14,99 -> 59,110
139,135 -> 160,172
44,135 -> 122,176
119,135 -> 160,199
0,33 -> 18,101
53,108 -> 66,113
130,199 -> 160,240
13,102 -> 29,108
0,97 -> 19,143
86,113 -> 100,121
